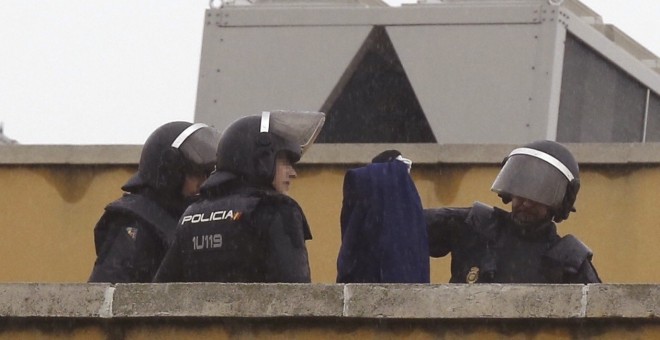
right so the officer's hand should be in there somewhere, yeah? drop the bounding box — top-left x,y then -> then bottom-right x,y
372,150 -> 402,163
372,150 -> 412,172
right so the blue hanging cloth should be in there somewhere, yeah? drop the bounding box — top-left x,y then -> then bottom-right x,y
336,160 -> 430,283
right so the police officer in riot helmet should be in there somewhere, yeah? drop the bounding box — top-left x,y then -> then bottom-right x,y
153,111 -> 325,283
425,140 -> 601,283
88,122 -> 220,283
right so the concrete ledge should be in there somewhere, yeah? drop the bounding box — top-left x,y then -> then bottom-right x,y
112,283 -> 343,318
343,284 -> 585,319
0,145 -> 142,165
587,284 -> 660,318
0,283 -> 112,318
1,283 -> 659,320
2,143 -> 660,165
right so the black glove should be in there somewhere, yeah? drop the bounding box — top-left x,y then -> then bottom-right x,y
372,150 -> 402,163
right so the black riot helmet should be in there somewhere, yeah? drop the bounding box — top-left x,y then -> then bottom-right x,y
491,140 -> 580,223
122,121 -> 221,199
214,110 -> 325,187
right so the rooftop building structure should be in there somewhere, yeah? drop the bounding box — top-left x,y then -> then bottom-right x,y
195,0 -> 660,143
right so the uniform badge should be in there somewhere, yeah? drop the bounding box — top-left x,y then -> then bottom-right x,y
466,266 -> 479,284
125,227 -> 138,241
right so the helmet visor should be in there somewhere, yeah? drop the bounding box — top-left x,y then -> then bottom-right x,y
491,155 -> 568,208
263,110 -> 325,155
176,124 -> 221,167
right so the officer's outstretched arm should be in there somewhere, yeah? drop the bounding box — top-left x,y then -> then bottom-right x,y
424,208 -> 468,258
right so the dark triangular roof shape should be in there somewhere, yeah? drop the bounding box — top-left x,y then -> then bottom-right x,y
317,26 -> 436,143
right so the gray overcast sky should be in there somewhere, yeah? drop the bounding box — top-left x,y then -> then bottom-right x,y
1,0 -> 658,144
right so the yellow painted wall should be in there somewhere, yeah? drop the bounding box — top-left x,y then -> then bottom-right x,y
1,164 -> 658,283
0,166 -> 133,282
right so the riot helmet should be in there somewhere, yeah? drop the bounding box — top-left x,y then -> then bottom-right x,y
214,110 -> 325,188
491,140 -> 580,223
123,121 -> 221,199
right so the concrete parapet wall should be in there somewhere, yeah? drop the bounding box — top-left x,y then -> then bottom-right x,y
0,284 -> 659,339
3,143 -> 660,165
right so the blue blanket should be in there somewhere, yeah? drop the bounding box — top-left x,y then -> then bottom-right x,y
337,161 -> 430,283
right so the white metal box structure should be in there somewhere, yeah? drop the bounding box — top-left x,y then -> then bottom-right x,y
194,0 -> 660,143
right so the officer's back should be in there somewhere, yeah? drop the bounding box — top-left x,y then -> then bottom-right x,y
154,111 -> 324,283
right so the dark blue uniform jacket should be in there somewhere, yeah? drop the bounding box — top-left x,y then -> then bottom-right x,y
337,161 -> 430,283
